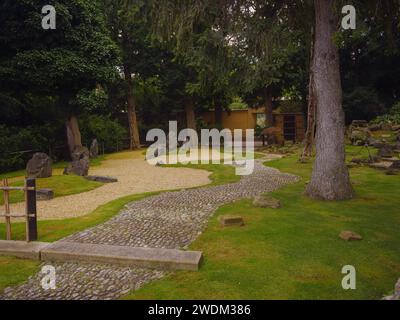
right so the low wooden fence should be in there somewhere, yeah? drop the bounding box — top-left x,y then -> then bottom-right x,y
0,178 -> 38,242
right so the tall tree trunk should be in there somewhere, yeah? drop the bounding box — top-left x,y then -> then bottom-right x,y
264,87 -> 274,128
301,26 -> 317,160
184,96 -> 197,130
214,99 -> 223,128
123,65 -> 140,150
66,115 -> 82,155
305,0 -> 353,201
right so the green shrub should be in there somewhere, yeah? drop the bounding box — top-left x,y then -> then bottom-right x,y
372,102 -> 400,125
80,115 -> 128,152
0,125 -> 55,173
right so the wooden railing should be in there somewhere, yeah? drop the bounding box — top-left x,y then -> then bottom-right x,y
0,178 -> 38,242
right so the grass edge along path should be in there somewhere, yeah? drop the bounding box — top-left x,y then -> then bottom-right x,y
0,162 -> 237,292
0,155 -> 108,205
124,150 -> 400,300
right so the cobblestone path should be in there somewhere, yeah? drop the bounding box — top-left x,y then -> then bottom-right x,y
1,160 -> 299,300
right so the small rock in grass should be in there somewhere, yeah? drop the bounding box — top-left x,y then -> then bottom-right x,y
36,188 -> 54,201
219,216 -> 245,227
339,231 -> 363,241
85,175 -> 118,183
253,195 -> 281,209
351,180 -> 362,186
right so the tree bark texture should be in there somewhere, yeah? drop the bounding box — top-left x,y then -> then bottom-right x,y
184,96 -> 197,131
301,26 -> 317,160
264,87 -> 274,128
124,65 -> 141,150
305,0 -> 354,201
214,100 -> 223,128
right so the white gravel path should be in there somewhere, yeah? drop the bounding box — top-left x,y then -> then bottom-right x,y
5,152 -> 211,220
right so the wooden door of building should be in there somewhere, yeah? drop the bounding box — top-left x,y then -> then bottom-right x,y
283,115 -> 296,142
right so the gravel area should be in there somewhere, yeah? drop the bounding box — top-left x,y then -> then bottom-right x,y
1,158 -> 299,300
4,154 -> 211,220
1,262 -> 165,300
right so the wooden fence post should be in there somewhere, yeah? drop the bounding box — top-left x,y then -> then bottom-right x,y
3,179 -> 11,240
25,178 -> 37,242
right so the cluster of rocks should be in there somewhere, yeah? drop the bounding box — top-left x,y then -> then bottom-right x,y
349,120 -> 372,146
349,120 -> 400,148
63,146 -> 90,176
257,141 -> 299,156
25,139 -> 100,179
348,120 -> 400,174
63,139 -> 99,177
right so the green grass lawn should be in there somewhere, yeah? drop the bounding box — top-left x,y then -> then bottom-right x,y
0,256 -> 40,293
0,155 -> 108,205
0,160 -> 238,291
0,175 -> 103,205
124,148 -> 400,300
1,147 -> 399,299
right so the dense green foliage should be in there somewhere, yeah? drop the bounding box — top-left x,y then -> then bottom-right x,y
372,102 -> 400,125
0,0 -> 120,172
1,1 -> 399,172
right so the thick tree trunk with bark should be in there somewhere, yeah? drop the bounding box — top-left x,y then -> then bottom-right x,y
66,115 -> 82,154
184,96 -> 197,130
305,0 -> 353,201
123,65 -> 140,150
264,87 -> 274,128
301,27 -> 317,160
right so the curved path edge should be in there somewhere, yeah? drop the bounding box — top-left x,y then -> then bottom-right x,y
1,158 -> 300,300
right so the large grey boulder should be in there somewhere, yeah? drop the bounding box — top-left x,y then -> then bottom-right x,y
26,153 -> 52,178
64,146 -> 90,176
90,139 -> 99,158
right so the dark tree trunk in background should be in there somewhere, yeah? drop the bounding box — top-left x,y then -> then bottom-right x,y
264,87 -> 274,127
305,0 -> 353,201
123,65 -> 141,150
184,96 -> 197,130
214,100 -> 223,128
66,115 -> 82,155
301,26 -> 317,160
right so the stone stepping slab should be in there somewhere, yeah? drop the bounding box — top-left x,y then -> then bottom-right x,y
0,240 -> 202,271
0,240 -> 50,260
